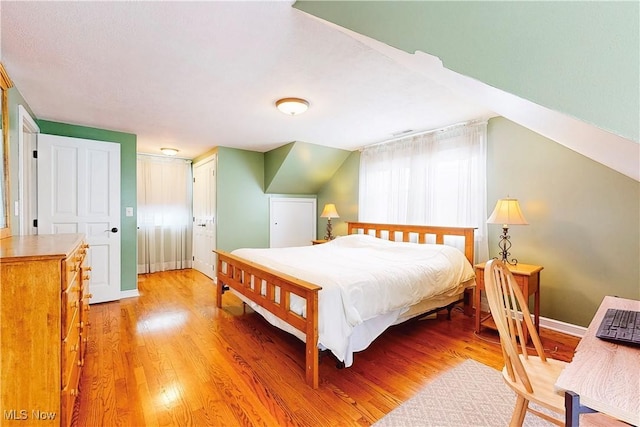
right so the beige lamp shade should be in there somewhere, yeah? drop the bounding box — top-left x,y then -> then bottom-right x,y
487,198 -> 528,226
320,203 -> 340,219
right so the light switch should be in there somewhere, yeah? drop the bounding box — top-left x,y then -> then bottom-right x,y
125,207 -> 134,217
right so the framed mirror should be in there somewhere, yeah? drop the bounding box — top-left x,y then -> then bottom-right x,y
1,63 -> 13,239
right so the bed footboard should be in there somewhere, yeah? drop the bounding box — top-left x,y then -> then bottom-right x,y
215,250 -> 322,388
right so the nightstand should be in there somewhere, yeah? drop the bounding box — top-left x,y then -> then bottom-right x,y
311,239 -> 328,245
474,261 -> 543,343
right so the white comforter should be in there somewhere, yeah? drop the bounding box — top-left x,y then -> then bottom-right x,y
231,234 -> 475,365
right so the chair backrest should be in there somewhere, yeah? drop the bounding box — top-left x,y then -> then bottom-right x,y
484,259 -> 547,393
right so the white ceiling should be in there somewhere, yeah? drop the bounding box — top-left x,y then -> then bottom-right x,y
1,1 -> 493,159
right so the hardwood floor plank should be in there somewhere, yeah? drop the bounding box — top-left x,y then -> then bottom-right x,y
74,268 -> 579,426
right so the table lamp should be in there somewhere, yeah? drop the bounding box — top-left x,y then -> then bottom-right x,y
487,198 -> 528,265
320,203 -> 339,240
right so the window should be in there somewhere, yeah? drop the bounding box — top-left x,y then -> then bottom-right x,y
359,121 -> 488,260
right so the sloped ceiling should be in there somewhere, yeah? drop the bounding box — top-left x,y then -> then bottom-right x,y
265,142 -> 351,194
295,1 -> 640,181
0,1 -> 493,159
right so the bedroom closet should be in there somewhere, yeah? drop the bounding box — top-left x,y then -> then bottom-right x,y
192,154 -> 216,278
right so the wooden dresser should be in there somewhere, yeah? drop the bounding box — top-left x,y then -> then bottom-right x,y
0,234 -> 91,427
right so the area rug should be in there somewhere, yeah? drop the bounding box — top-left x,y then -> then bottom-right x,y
373,359 -> 555,427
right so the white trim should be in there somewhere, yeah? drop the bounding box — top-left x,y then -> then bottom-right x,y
192,152 -> 217,168
539,315 -> 586,338
480,300 -> 587,338
17,105 -> 39,235
120,289 -> 140,299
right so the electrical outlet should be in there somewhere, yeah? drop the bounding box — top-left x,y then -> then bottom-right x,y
125,207 -> 134,217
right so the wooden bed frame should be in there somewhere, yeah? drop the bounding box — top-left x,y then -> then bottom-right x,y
215,222 -> 476,389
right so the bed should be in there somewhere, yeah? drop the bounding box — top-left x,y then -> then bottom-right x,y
215,222 -> 476,388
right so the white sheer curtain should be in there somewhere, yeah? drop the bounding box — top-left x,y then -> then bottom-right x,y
137,155 -> 193,274
359,121 -> 488,261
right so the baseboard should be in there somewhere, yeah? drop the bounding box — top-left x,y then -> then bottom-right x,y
480,298 -> 586,338
120,289 -> 140,299
539,316 -> 586,338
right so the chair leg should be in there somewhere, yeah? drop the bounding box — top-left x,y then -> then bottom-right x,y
510,395 -> 529,427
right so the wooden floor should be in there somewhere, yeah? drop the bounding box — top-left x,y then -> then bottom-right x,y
74,268 -> 579,427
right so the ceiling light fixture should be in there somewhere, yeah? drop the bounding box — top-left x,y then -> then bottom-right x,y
276,97 -> 309,115
161,148 -> 179,156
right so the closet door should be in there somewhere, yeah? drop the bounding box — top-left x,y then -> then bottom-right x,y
37,134 -> 121,303
192,156 -> 216,278
269,197 -> 316,248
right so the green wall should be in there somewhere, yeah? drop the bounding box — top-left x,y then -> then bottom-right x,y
36,120 -> 138,293
317,151 -> 359,238
264,141 -> 351,194
295,1 -> 639,143
488,117 -> 639,326
216,146 -> 269,251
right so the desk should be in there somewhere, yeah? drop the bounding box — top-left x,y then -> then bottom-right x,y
474,262 -> 542,343
555,296 -> 640,426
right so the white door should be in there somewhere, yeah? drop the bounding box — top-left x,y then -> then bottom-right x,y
192,157 -> 216,278
270,197 -> 316,248
37,134 -> 121,304
18,105 -> 40,236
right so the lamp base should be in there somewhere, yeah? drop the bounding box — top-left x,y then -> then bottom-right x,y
496,227 -> 519,266
324,218 -> 334,240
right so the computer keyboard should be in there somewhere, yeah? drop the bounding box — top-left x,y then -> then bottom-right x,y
596,308 -> 640,346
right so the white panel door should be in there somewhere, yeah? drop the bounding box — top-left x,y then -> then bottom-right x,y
270,197 -> 316,248
192,156 -> 216,278
37,134 -> 121,304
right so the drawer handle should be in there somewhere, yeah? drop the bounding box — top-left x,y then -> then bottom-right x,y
70,265 -> 78,272
85,267 -> 92,272
77,321 -> 84,328
77,359 -> 84,367
71,301 -> 79,308
71,344 -> 79,352
70,388 -> 78,396
82,243 -> 90,249
83,337 -> 89,343
83,274 -> 90,280
75,255 -> 83,262
85,293 -> 93,299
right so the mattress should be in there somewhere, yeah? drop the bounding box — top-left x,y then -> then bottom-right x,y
231,234 -> 475,366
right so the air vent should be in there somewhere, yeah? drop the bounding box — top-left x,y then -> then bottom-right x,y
391,129 -> 414,137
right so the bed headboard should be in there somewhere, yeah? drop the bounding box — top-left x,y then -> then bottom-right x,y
346,222 -> 476,265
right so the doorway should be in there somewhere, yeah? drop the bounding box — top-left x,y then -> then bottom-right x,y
37,134 -> 122,304
17,105 -> 39,235
192,155 -> 217,278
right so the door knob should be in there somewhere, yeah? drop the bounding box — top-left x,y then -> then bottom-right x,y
110,227 -> 118,233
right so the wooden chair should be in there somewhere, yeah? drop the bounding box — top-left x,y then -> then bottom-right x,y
484,259 -> 567,426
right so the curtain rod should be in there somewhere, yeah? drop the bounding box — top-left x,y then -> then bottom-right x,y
359,118 -> 488,151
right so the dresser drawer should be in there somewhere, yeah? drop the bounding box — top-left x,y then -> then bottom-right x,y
61,311 -> 80,389
61,350 -> 81,427
62,243 -> 87,291
62,285 -> 80,340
